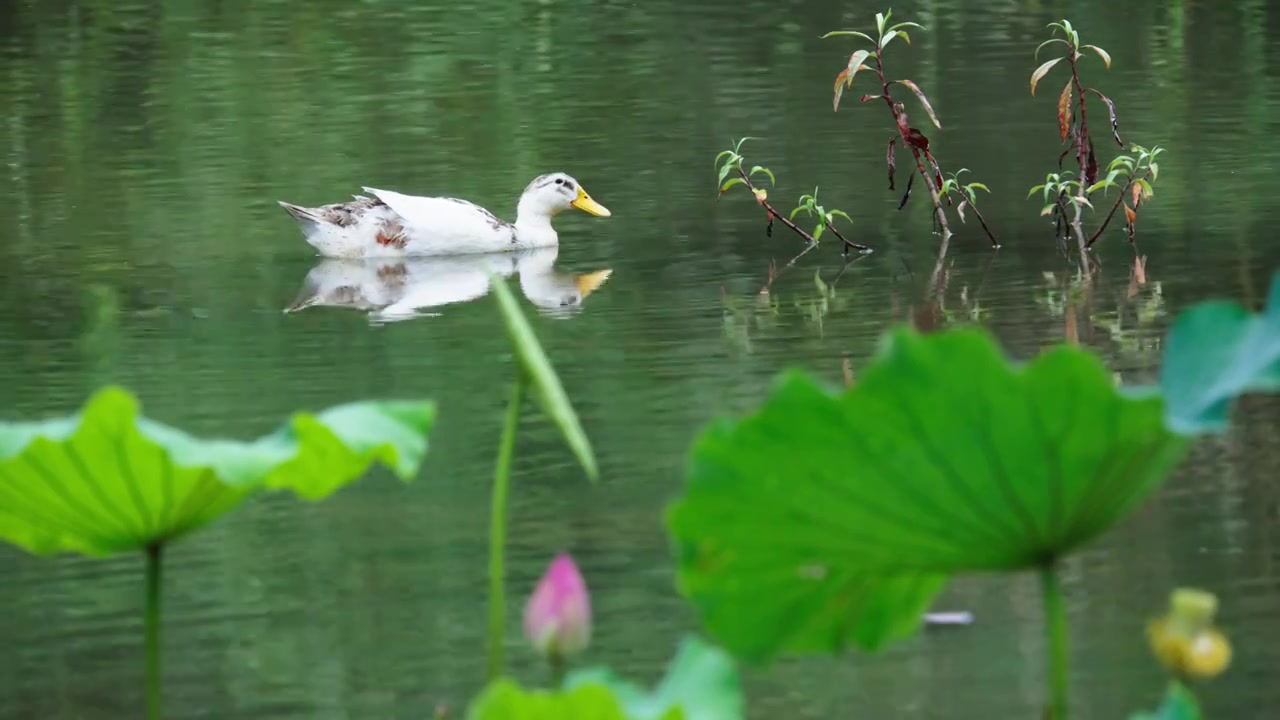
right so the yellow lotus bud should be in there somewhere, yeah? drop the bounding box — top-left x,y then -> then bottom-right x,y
1170,588 -> 1216,628
1147,588 -> 1232,680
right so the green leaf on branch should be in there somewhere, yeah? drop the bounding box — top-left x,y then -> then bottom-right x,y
716,176 -> 747,193
833,50 -> 872,111
1030,57 -> 1063,95
887,21 -> 924,33
1109,156 -> 1136,172
880,30 -> 909,50
821,30 -> 877,44
749,166 -> 775,186
1083,44 -> 1113,69
716,162 -> 735,187
893,79 -> 941,129
1035,38 -> 1068,60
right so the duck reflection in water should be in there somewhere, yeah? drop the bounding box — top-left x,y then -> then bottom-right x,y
283,246 -> 611,323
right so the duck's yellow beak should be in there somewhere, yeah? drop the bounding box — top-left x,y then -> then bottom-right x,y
574,269 -> 612,297
571,186 -> 611,217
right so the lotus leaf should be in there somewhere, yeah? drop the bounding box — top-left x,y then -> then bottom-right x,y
467,678 -> 633,720
0,386 -> 435,556
1159,270 -> 1280,433
667,327 -> 1188,661
565,635 -> 744,720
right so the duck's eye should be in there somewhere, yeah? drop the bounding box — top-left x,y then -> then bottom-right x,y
554,178 -> 564,185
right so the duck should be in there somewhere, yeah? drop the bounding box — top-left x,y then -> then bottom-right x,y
282,246 -> 612,323
277,172 -> 611,258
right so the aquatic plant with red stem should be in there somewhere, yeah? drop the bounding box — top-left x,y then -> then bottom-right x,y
1029,20 -> 1163,260
824,9 -> 999,248
715,137 -> 871,257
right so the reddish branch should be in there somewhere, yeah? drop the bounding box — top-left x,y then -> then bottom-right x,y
1085,166 -> 1152,248
868,53 -> 999,248
967,205 -> 999,248
870,54 -> 950,237
822,217 -> 872,254
734,167 -> 871,254
1064,49 -> 1094,257
1054,190 -> 1072,245
1055,39 -> 1132,254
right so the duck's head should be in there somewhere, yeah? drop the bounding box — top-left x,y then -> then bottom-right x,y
518,172 -> 612,220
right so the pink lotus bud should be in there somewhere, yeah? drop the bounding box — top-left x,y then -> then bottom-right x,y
523,553 -> 591,659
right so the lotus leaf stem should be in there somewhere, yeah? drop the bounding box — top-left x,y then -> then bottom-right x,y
487,373 -> 525,680
549,650 -> 566,687
1041,562 -> 1070,720
145,543 -> 164,720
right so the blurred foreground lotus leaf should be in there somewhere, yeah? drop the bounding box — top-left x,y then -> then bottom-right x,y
467,679 -> 629,720
468,635 -> 742,720
0,385 -> 436,556
565,635 -> 744,720
1159,270 -> 1280,434
0,385 -> 435,720
1128,681 -> 1204,720
666,326 -> 1189,661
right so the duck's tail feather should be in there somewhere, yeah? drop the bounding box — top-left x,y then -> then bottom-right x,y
283,294 -> 318,313
278,201 -> 323,234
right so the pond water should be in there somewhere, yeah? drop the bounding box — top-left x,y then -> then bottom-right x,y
2,0 -> 1279,718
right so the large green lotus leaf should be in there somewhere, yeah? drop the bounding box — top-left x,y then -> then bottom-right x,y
0,386 -> 435,556
1159,270 -> 1280,434
466,678 -> 632,720
564,635 -> 743,720
667,327 -> 1189,661
490,275 -> 598,481
140,398 -> 435,499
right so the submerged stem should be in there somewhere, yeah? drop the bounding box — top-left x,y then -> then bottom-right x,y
487,373 -> 525,681
144,543 -> 163,720
1040,562 -> 1070,720
965,203 -> 1001,249
822,218 -> 873,254
549,650 -> 567,687
1070,202 -> 1089,270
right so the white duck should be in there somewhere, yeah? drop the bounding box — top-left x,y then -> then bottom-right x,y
282,246 -> 612,323
277,172 -> 611,258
